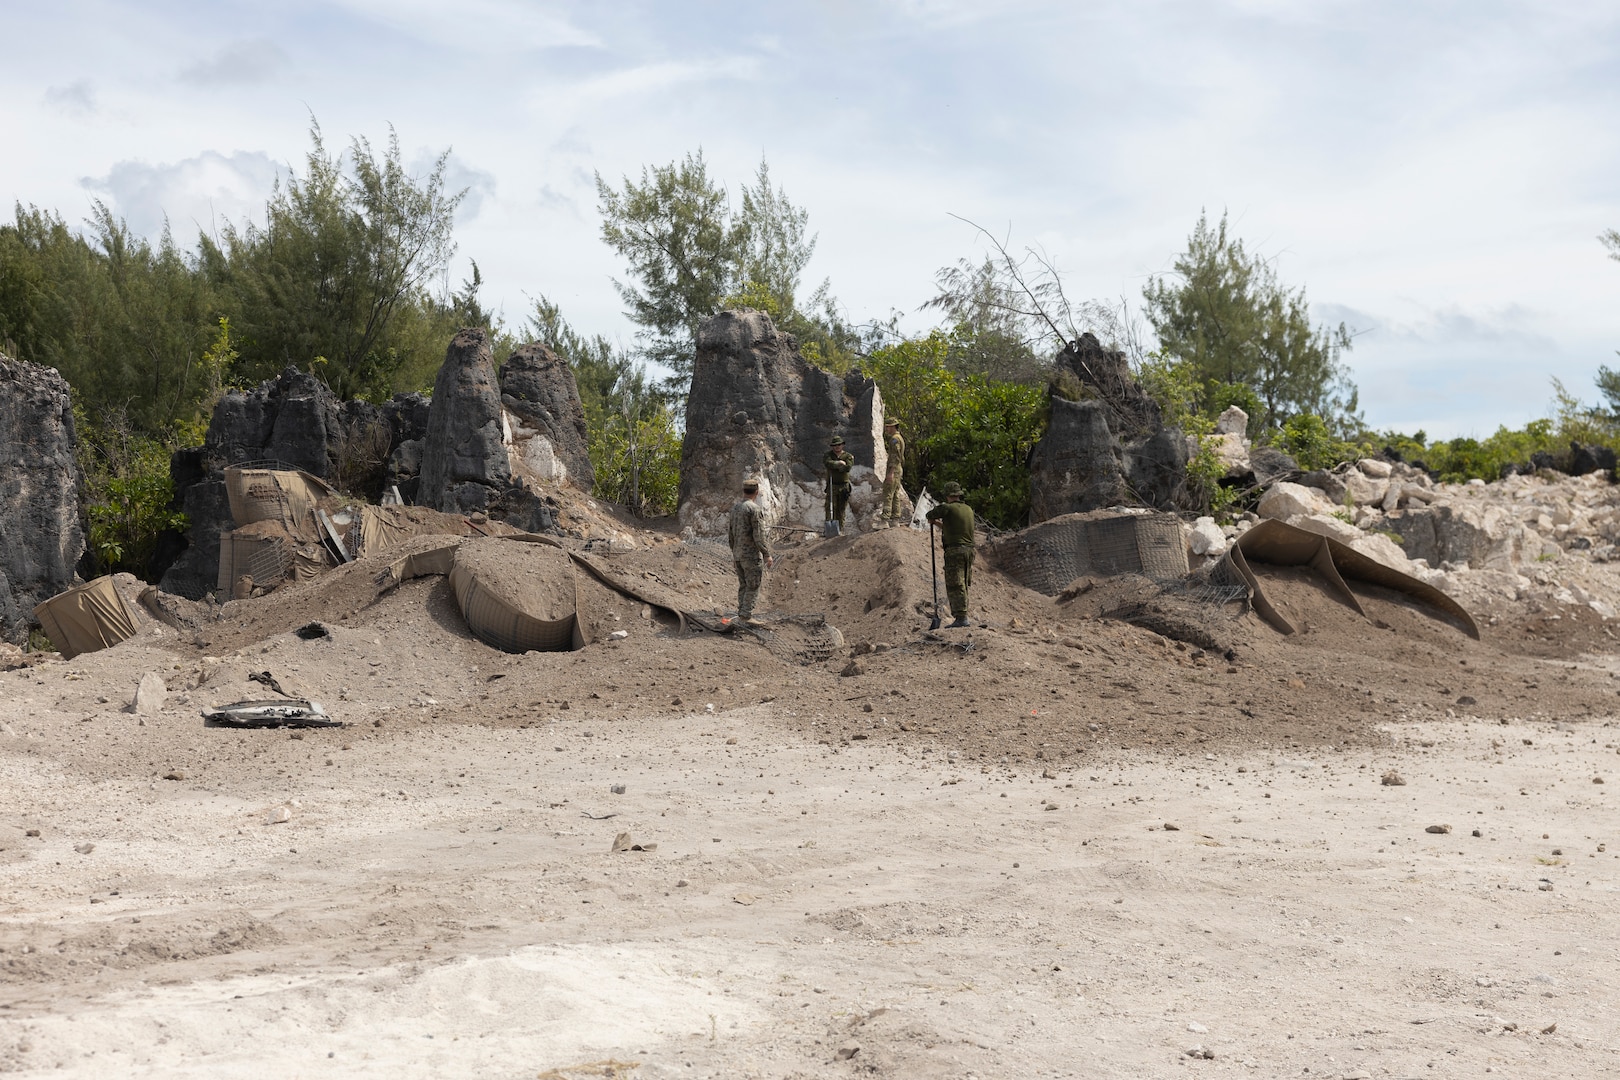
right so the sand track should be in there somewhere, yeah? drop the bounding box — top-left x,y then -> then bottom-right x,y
3,526 -> 1618,1076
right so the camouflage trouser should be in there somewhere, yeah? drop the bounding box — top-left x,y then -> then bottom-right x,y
882,473 -> 904,522
944,546 -> 973,619
830,484 -> 851,526
734,553 -> 764,619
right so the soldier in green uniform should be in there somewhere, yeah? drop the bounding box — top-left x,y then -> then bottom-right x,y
925,481 -> 975,628
823,435 -> 855,532
728,479 -> 773,626
881,418 -> 905,527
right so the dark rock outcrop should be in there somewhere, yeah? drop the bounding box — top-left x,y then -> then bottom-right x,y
418,329 -> 511,514
158,369 -> 434,597
1028,332 -> 1188,522
499,344 -> 593,491
678,310 -> 886,533
1028,399 -> 1126,520
1054,333 -> 1162,440
0,353 -> 85,643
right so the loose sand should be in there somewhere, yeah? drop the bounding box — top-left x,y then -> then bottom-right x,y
2,524 -> 1618,1078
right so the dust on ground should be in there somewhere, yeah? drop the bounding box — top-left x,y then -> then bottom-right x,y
2,522 -> 1618,1077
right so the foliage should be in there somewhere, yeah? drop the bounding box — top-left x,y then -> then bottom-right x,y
863,331 -> 1044,529
597,153 -> 856,391
925,222 -> 1148,383
1378,378 -> 1620,483
1142,210 -> 1359,434
1135,351 -> 1238,515
588,379 -> 682,517
0,203 -> 218,430
75,405 -> 188,577
527,296 -> 680,516
203,121 -> 465,400
596,150 -> 735,386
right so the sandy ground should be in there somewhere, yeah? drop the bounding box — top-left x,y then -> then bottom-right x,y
3,527 -> 1620,1078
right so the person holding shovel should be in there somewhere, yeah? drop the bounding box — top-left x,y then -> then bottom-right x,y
822,435 -> 855,535
926,481 -> 975,628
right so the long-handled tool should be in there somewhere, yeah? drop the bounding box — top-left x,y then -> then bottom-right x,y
928,522 -> 942,630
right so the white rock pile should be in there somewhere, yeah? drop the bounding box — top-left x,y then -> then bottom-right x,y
1185,407 -> 1620,623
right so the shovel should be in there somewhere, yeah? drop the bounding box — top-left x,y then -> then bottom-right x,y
928,523 -> 942,630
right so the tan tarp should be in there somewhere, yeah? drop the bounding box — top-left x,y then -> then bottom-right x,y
379,540 -> 463,590
358,505 -> 421,557
1218,518 -> 1479,639
224,468 -> 337,536
34,575 -> 140,659
449,537 -> 579,653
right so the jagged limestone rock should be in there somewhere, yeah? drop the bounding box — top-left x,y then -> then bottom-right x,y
678,310 -> 885,534
418,329 -> 511,515
499,343 -> 593,491
0,353 -> 85,643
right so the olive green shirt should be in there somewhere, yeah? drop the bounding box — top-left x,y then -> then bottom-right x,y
926,500 -> 975,548
823,449 -> 854,487
884,432 -> 904,479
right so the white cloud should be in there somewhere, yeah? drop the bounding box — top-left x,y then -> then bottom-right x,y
43,80 -> 96,115
80,151 -> 289,240
180,39 -> 291,86
331,0 -> 599,52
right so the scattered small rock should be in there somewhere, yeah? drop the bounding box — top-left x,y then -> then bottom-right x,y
1456,695 -> 1477,706
1426,824 -> 1452,834
835,1044 -> 860,1061
1163,822 -> 1181,831
1185,1044 -> 1214,1059
265,806 -> 292,824
129,672 -> 167,715
608,629 -> 629,640
1187,1021 -> 1208,1034
25,829 -> 40,837
1540,1023 -> 1557,1035
73,843 -> 95,855
1381,770 -> 1406,786
610,784 -> 626,795
1472,829 -> 1483,838
162,770 -> 187,782
840,660 -> 864,677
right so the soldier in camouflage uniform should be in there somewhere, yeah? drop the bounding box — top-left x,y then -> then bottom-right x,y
881,418 -> 905,526
925,481 -> 975,628
728,479 -> 773,626
823,435 -> 855,531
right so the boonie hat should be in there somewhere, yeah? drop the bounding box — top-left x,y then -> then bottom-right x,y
942,481 -> 964,497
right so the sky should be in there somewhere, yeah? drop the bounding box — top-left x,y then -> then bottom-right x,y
2,0 -> 1617,438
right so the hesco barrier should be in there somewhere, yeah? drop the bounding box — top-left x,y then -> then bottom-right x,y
224,467 -> 338,534
993,510 -> 1190,595
34,575 -> 140,659
449,537 -> 581,653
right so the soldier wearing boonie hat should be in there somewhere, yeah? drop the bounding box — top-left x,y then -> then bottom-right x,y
881,418 -> 905,526
823,435 -> 855,532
